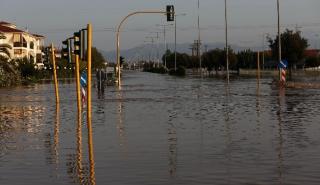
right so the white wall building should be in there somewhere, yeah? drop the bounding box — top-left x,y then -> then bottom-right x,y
0,21 -> 45,68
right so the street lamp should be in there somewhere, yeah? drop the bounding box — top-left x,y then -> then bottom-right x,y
174,13 -> 187,71
156,23 -> 173,68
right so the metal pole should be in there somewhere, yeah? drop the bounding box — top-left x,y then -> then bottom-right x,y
277,0 -> 282,82
262,34 -> 265,70
116,11 -> 167,87
164,25 -> 167,68
198,0 -> 202,76
225,0 -> 230,83
257,51 -> 260,79
174,15 -> 177,71
51,43 -> 60,105
86,23 -> 95,185
75,54 -> 82,118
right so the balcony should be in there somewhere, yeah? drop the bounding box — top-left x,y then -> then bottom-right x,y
13,42 -> 27,48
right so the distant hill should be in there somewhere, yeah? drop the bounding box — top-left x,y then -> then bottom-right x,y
101,42 -> 261,63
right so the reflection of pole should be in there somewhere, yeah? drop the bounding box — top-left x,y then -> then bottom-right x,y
225,0 -> 229,83
86,23 -> 96,185
54,104 -> 60,167
76,108 -> 83,183
277,86 -> 285,184
51,43 -> 60,104
168,123 -> 177,177
116,11 -> 167,87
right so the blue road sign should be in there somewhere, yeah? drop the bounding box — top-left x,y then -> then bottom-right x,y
279,60 -> 288,69
80,71 -> 87,87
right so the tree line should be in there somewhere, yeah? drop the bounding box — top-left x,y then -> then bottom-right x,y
160,29 -> 319,73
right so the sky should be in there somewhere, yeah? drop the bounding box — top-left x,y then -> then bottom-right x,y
1,0 -> 320,52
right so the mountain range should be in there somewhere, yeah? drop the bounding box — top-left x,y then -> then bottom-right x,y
100,42 -> 261,63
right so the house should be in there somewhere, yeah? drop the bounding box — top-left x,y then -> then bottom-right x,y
304,49 -> 320,58
0,21 -> 45,68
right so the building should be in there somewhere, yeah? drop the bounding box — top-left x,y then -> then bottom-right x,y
0,21 -> 45,68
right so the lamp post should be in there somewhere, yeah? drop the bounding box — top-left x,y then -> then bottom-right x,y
174,13 -> 186,71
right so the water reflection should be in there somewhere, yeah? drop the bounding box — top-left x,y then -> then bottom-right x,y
223,82 -> 232,184
277,87 -> 285,185
76,107 -> 84,184
66,110 -> 96,184
168,122 -> 177,177
116,88 -> 127,153
54,104 -> 60,169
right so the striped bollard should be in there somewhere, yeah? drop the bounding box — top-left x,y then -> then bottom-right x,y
281,68 -> 286,82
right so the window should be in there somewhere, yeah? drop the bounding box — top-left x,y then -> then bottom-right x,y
30,42 -> 34,49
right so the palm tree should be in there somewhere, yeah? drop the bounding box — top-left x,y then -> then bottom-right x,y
0,33 -> 12,59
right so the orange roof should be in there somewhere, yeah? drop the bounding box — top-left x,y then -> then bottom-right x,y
0,25 -> 23,33
0,21 -> 12,25
304,49 -> 320,57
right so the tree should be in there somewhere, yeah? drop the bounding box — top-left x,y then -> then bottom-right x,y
91,47 -> 106,69
202,47 -> 237,74
202,48 -> 223,74
16,57 -> 37,78
0,33 -> 12,59
236,49 -> 255,69
268,29 -> 308,69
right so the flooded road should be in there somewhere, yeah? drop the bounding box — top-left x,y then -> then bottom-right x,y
1,71 -> 320,185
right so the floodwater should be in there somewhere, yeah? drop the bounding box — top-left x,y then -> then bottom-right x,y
1,71 -> 320,185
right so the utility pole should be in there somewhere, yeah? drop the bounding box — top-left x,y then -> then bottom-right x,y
175,14 -> 177,71
225,0 -> 229,83
197,0 -> 202,76
277,0 -> 282,82
174,13 -> 186,71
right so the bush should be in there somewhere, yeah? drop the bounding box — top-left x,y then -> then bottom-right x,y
169,66 -> 186,76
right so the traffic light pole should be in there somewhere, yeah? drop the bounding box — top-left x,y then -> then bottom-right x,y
75,54 -> 82,119
86,23 -> 96,184
116,10 -> 167,87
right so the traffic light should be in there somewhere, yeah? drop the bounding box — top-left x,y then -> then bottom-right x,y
43,47 -> 50,64
120,56 -> 124,66
74,29 -> 86,60
74,31 -> 81,56
166,5 -> 174,22
62,39 -> 71,63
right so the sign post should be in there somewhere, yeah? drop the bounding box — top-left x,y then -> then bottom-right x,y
51,43 -> 60,105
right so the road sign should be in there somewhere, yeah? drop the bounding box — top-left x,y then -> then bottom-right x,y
279,60 -> 288,69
